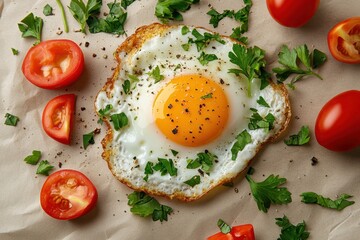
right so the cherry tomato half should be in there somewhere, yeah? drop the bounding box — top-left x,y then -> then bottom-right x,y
207,224 -> 255,240
328,17 -> 360,64
266,0 -> 320,28
22,39 -> 84,89
315,90 -> 360,152
42,94 -> 76,145
40,169 -> 98,220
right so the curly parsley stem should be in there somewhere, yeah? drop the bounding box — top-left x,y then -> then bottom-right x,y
56,0 -> 69,33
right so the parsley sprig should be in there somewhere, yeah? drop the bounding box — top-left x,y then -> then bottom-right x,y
301,192 -> 355,211
273,44 -> 327,89
36,160 -> 54,176
246,173 -> 292,213
248,108 -> 275,132
144,158 -> 178,181
155,0 -> 200,23
128,191 -> 173,222
68,0 -> 102,33
276,216 -> 310,240
18,13 -> 43,45
24,150 -> 42,165
186,150 -> 217,174
284,126 -> 310,146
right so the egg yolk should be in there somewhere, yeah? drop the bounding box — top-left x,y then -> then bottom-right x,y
153,74 -> 229,147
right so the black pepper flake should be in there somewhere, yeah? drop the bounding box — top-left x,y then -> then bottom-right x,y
85,42 -> 90,47
198,169 -> 204,176
94,128 -> 101,134
81,107 -> 86,111
58,162 -> 63,168
205,117 -> 210,120
311,157 -> 319,166
234,188 -> 239,193
168,104 -> 173,109
185,108 -> 189,113
172,128 -> 178,134
92,53 -> 97,58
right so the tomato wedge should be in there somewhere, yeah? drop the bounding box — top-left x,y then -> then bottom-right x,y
208,224 -> 255,240
22,39 -> 84,89
328,17 -> 360,64
40,170 -> 98,220
42,94 -> 76,145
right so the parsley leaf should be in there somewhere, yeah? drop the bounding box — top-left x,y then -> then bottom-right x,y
207,9 -> 233,28
257,96 -> 270,108
68,0 -> 102,33
231,129 -> 252,160
36,160 -> 54,176
301,192 -> 354,211
201,93 -> 213,99
153,158 -> 178,176
148,66 -> 164,83
272,45 -> 327,89
43,4 -> 54,16
11,48 -> 19,55
181,25 -> 190,35
121,0 -> 135,9
127,191 -> 173,222
122,74 -> 139,94
228,44 -> 267,97
24,150 -> 42,165
246,174 -> 292,213
276,215 -> 310,240
4,113 -> 20,126
217,219 -> 231,234
248,109 -> 275,132
155,0 -> 200,23
83,131 -> 95,149
18,13 -> 43,45
97,104 -> 113,124
171,149 -> 179,156
189,29 -> 225,52
184,175 -> 201,187
110,112 -> 128,130
197,52 -> 218,65
87,1 -> 127,35
186,150 -> 217,174
284,126 -> 310,146
143,162 -> 154,181
230,27 -> 248,45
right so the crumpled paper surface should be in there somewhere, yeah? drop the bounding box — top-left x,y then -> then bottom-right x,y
0,0 -> 359,239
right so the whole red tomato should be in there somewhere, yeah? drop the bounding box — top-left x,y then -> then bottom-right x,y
315,90 -> 360,152
266,0 -> 320,28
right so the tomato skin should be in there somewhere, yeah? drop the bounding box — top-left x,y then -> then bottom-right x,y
207,224 -> 255,240
22,39 -> 84,89
40,170 -> 98,220
42,94 -> 76,145
266,0 -> 320,28
315,90 -> 360,152
328,17 -> 360,64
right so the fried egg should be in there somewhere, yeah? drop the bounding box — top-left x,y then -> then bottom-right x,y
95,23 -> 291,201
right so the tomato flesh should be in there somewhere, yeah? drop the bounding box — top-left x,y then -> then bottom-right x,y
315,90 -> 360,152
42,94 -> 76,145
207,224 -> 255,240
328,17 -> 360,64
22,39 -> 84,89
40,170 -> 98,220
266,0 -> 320,28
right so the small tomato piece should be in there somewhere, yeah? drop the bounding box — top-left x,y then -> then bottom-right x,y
328,17 -> 360,64
40,170 -> 98,220
42,94 -> 76,145
266,0 -> 320,28
208,224 -> 255,240
22,39 -> 84,89
315,90 -> 360,151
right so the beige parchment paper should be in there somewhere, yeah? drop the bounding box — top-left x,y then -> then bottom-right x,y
0,0 -> 359,239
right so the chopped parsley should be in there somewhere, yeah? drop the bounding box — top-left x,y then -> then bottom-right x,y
248,109 -> 275,132
122,80 -> 131,94
18,13 -> 43,45
24,150 -> 42,165
182,43 -> 190,51
197,52 -> 218,65
217,219 -> 231,234
276,216 -> 310,240
170,149 -> 179,156
181,25 -> 190,35
284,126 -> 310,146
43,4 -> 54,16
4,113 -> 20,126
143,162 -> 154,181
110,112 -> 129,130
184,175 -> 201,187
36,160 -> 54,176
230,27 -> 248,45
148,66 -> 164,83
231,129 -> 252,160
189,28 -> 225,52
207,9 -> 233,28
83,131 -> 95,149
228,44 -> 269,97
155,0 -> 200,23
97,104 -> 113,124
123,74 -> 140,94
143,158 -> 178,181
273,44 -> 327,89
127,191 -> 173,222
301,192 -> 354,211
257,96 -> 270,108
121,0 -> 136,9
246,173 -> 292,213
186,151 -> 217,174
11,48 -> 19,55
68,0 -> 102,33
200,93 -> 213,99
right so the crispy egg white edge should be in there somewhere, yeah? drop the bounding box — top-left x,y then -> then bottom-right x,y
95,24 -> 289,200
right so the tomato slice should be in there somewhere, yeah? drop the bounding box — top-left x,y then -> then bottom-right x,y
40,170 -> 98,220
328,17 -> 360,64
315,90 -> 360,152
22,39 -> 84,89
42,94 -> 76,145
207,224 -> 255,240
